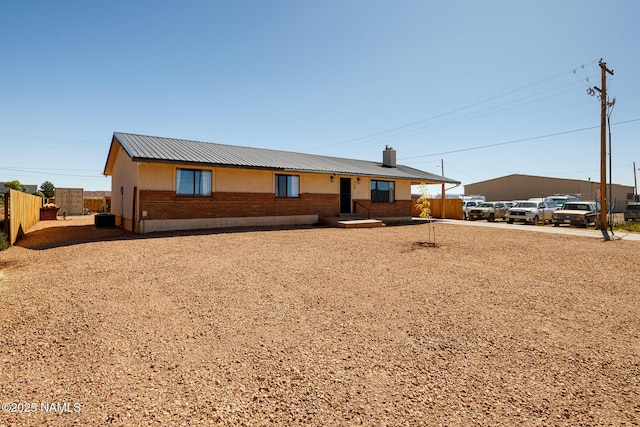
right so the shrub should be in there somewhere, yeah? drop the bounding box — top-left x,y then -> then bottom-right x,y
0,231 -> 8,251
614,221 -> 640,233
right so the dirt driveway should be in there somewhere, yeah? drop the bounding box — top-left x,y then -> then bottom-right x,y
0,217 -> 638,425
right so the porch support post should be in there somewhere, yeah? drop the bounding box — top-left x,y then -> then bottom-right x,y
441,183 -> 445,219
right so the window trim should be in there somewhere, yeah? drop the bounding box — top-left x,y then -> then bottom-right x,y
176,168 -> 212,196
275,174 -> 300,198
370,179 -> 395,203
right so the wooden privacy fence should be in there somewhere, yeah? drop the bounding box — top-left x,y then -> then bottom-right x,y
412,198 -> 463,220
84,197 -> 111,213
3,190 -> 44,245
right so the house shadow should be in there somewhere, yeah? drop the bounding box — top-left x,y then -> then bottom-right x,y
14,222 -> 328,250
15,224 -> 135,250
14,217 -> 429,251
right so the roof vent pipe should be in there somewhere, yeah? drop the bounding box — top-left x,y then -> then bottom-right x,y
382,145 -> 396,168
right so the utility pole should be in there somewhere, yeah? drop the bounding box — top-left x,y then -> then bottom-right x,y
634,161 -> 638,199
440,159 -> 445,219
592,60 -> 614,233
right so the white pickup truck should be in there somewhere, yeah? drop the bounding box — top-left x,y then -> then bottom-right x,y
505,200 -> 556,225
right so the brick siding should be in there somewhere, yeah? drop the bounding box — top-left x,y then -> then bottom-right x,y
139,191 -> 340,220
352,199 -> 412,218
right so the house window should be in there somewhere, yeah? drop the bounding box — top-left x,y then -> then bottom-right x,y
176,169 -> 212,196
371,180 -> 395,203
275,174 -> 299,198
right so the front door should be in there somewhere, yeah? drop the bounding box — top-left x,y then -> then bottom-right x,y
340,178 -> 351,214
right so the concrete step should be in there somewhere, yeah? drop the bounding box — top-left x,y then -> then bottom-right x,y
337,213 -> 366,219
320,217 -> 386,228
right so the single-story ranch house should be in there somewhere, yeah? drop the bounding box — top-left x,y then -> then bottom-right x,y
103,132 -> 460,233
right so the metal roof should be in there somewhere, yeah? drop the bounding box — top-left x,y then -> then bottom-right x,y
106,132 -> 460,184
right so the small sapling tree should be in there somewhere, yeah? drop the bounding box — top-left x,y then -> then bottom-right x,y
415,183 -> 431,220
415,183 -> 436,246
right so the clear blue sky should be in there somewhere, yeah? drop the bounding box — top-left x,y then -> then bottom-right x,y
1,0 -> 639,193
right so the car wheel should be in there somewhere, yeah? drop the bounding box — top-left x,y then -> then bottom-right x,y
507,219 -> 513,224
532,215 -> 539,225
553,222 -> 559,227
488,213 -> 494,222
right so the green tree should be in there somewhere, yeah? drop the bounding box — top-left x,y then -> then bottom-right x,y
39,181 -> 55,198
32,190 -> 45,198
3,180 -> 26,191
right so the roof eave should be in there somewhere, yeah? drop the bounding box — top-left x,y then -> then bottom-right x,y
102,135 -> 120,176
120,157 -> 462,184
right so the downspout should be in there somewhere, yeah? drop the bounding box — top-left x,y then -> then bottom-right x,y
120,186 -> 124,228
446,183 -> 461,194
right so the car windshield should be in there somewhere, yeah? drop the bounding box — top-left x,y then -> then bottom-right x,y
564,203 -> 590,211
513,202 -> 536,208
479,203 -> 493,208
627,205 -> 640,211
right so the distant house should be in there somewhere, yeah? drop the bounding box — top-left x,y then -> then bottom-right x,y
103,132 -> 460,233
1,182 -> 38,194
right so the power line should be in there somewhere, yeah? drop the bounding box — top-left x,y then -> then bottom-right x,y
0,167 -> 101,172
320,84 -> 588,157
303,60 -> 601,153
0,166 -> 106,178
0,132 -> 103,146
398,118 -> 640,160
344,84 -> 586,152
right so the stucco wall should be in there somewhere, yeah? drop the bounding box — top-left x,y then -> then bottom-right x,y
215,168 -> 273,193
110,145 -> 140,230
302,173 -> 339,194
138,163 -> 175,190
395,180 -> 412,200
330,176 -> 412,201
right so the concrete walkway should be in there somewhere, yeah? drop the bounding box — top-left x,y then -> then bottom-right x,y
434,218 -> 640,241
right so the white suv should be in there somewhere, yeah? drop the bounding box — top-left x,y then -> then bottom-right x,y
506,200 -> 556,225
462,200 -> 482,220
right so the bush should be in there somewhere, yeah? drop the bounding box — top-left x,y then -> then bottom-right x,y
614,221 -> 640,233
0,231 -> 8,251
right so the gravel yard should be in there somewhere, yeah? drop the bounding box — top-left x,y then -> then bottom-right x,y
0,216 -> 639,426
